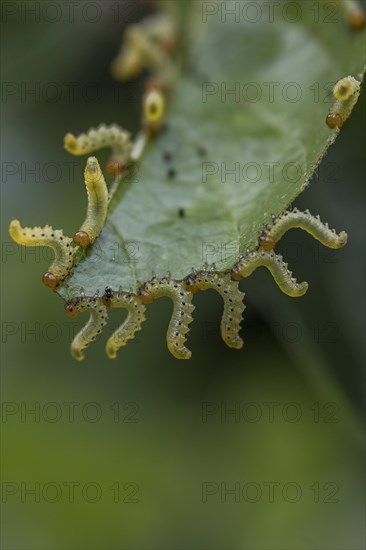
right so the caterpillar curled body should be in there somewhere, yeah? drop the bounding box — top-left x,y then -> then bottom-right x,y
102,288 -> 147,359
260,209 -> 348,251
64,297 -> 108,361
143,278 -> 195,359
186,272 -> 245,349
234,250 -> 309,298
74,157 -> 109,248
64,124 -> 133,176
9,220 -> 75,291
111,14 -> 177,82
326,76 -> 361,129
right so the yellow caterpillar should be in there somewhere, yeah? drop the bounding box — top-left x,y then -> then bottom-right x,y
259,209 -> 348,251
64,124 -> 133,176
9,220 -> 76,291
143,88 -> 165,134
73,157 -> 109,248
186,272 -> 245,349
64,297 -> 108,361
326,76 -> 361,129
102,288 -> 147,360
233,250 -> 309,298
142,277 -> 195,359
111,14 -> 177,83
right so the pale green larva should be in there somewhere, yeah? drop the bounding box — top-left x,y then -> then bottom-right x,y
143,277 -> 195,359
336,0 -> 366,29
73,157 -> 109,248
326,76 -> 361,129
64,297 -> 108,361
186,272 -> 245,349
64,124 -> 133,176
102,288 -> 147,359
111,14 -> 177,82
9,220 -> 76,291
236,250 -> 309,298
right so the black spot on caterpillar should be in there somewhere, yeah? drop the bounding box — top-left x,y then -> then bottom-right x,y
336,0 -> 366,29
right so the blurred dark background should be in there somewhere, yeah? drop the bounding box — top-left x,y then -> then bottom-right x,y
1,1 -> 365,549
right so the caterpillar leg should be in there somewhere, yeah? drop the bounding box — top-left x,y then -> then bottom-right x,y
9,220 -> 75,291
260,208 -> 348,251
186,272 -> 245,349
142,278 -> 195,359
235,250 -> 308,298
103,289 -> 147,359
74,157 -> 109,248
64,297 -> 108,361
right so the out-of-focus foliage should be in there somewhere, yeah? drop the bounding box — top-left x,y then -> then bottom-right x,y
1,1 -> 365,549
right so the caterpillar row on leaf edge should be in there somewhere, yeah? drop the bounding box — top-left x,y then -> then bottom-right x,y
60,209 -> 347,361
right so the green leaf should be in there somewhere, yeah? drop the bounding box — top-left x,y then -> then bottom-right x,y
59,1 -> 365,298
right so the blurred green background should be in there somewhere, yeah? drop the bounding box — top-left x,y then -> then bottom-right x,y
1,1 -> 365,549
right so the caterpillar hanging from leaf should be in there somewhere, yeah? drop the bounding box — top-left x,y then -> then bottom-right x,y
326,76 -> 361,129
59,209 -> 348,361
9,221 -> 76,291
258,208 -> 348,251
8,157 -> 109,290
64,124 -> 133,177
7,5 -> 355,362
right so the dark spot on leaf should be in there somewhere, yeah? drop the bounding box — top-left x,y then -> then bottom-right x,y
197,145 -> 207,157
163,151 -> 173,162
